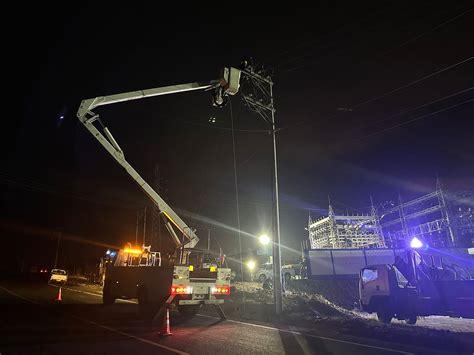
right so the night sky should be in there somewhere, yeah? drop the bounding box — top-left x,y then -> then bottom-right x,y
2,3 -> 474,270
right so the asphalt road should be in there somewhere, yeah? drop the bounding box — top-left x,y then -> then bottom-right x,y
0,279 -> 466,355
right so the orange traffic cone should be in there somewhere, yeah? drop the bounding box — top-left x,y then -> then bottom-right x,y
55,287 -> 62,302
158,307 -> 172,336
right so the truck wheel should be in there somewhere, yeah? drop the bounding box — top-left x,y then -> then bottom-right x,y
405,314 -> 417,325
103,284 -> 116,305
258,274 -> 267,283
376,306 -> 393,324
178,305 -> 200,318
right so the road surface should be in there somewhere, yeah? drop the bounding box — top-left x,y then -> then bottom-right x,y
0,279 -> 469,354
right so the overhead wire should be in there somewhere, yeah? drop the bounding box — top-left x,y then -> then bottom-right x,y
275,6 -> 473,77
349,57 -> 474,110
0,172 -> 141,210
182,120 -> 270,133
365,87 -> 474,127
270,3 -> 404,74
379,7 -> 474,57
278,58 -> 473,132
359,98 -> 474,140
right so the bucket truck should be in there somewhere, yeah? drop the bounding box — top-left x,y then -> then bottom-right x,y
76,67 -> 241,318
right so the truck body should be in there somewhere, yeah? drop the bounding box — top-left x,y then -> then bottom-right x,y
103,247 -> 231,317
359,249 -> 474,324
76,67 -> 241,318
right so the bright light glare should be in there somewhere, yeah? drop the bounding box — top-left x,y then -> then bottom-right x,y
259,234 -> 270,245
124,247 -> 142,255
410,237 -> 423,249
246,260 -> 256,270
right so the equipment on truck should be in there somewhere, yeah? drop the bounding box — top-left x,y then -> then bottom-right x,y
76,67 -> 241,318
359,243 -> 474,324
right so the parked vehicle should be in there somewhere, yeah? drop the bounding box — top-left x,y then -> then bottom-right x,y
50,269 -> 68,284
256,262 -> 306,283
256,263 -> 273,282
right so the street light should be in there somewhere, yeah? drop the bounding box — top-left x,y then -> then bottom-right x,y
246,259 -> 256,282
259,234 -> 270,246
246,260 -> 256,271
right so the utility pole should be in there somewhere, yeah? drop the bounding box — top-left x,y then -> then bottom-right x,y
208,229 -> 211,251
143,206 -> 147,247
239,60 -> 283,314
54,231 -> 61,268
135,210 -> 139,246
152,164 -> 162,251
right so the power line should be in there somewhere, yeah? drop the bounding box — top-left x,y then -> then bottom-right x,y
349,57 -> 473,110
275,6 -> 473,77
366,87 -> 474,127
360,98 -> 474,140
271,4 -> 401,75
0,173 -> 140,210
182,120 -> 270,133
379,7 -> 474,57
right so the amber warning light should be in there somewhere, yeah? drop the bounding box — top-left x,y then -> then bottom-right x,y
123,247 -> 142,255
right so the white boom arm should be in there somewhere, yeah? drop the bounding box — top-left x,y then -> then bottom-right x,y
77,67 -> 241,250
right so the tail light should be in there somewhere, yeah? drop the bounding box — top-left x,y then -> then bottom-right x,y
171,286 -> 193,295
211,286 -> 230,295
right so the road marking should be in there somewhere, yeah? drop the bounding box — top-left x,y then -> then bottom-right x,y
72,315 -> 189,355
46,286 -> 413,354
49,285 -> 137,303
0,286 -> 39,304
1,285 -> 187,355
196,314 -> 414,355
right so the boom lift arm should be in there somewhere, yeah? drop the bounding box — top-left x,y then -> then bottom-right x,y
77,68 -> 241,250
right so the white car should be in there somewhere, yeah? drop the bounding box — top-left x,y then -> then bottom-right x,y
50,269 -> 68,284
256,263 -> 273,283
257,263 -> 304,283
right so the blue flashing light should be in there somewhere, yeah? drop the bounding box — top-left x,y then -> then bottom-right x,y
410,237 -> 423,249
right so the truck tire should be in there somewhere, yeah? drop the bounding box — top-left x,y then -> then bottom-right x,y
178,304 -> 200,318
258,274 -> 267,283
103,283 -> 116,305
376,304 -> 393,324
405,314 -> 417,325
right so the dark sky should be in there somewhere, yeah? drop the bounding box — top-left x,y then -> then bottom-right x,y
2,2 -> 474,268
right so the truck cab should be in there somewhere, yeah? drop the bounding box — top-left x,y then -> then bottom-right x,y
359,264 -> 418,324
360,250 -> 474,324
